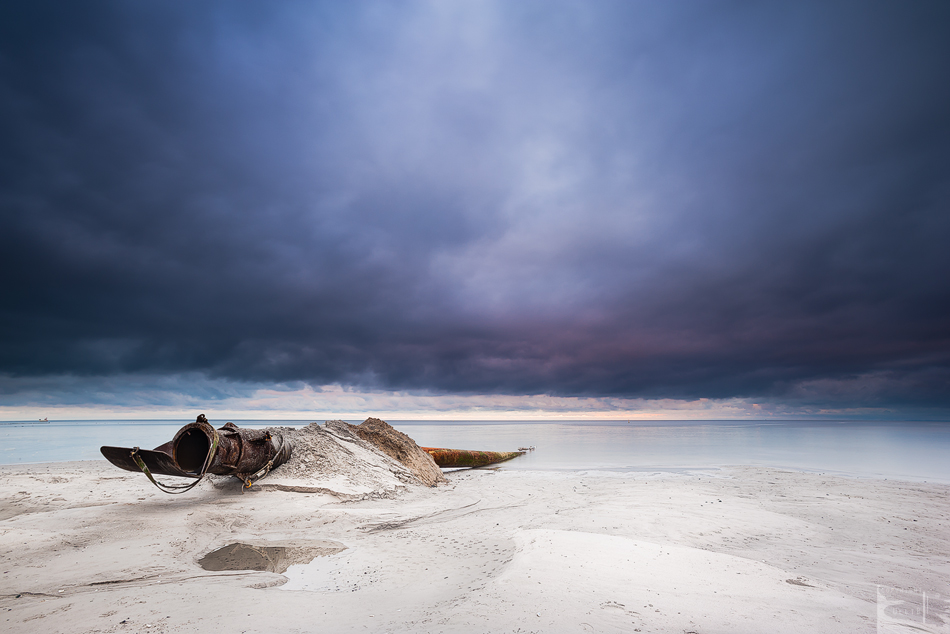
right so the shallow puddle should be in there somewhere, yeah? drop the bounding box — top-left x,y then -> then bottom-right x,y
198,540 -> 346,574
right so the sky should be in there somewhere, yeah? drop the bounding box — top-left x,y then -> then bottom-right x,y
1,1 -> 949,420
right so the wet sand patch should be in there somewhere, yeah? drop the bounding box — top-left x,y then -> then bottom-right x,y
198,540 -> 346,574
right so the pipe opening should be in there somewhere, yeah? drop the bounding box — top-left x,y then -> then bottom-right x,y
175,428 -> 210,473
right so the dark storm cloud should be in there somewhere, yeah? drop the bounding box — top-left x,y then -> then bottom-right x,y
1,1 -> 949,410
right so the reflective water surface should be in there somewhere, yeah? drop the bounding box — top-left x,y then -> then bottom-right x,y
392,420 -> 950,482
1,419 -> 948,482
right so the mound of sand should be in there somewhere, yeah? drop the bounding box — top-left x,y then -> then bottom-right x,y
215,418 -> 444,498
351,417 -> 447,487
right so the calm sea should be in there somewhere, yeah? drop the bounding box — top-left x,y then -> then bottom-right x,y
1,419 -> 947,483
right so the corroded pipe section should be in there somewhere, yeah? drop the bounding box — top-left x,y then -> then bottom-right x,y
421,447 -> 525,468
100,415 -> 292,490
171,419 -> 292,478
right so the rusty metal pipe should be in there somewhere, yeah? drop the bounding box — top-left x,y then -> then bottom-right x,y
421,447 -> 525,468
173,422 -> 213,473
101,415 -> 293,490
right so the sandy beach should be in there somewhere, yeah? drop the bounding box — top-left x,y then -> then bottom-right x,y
2,459 -> 948,634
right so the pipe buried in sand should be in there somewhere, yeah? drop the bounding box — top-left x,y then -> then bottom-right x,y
100,414 -> 293,491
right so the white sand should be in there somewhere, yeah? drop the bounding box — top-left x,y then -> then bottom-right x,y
1,462 -> 948,633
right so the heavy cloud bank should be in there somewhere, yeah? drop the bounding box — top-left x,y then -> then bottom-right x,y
1,1 -> 949,413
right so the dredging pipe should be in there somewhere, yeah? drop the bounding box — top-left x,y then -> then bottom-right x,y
101,415 -> 292,493
421,447 -> 525,468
